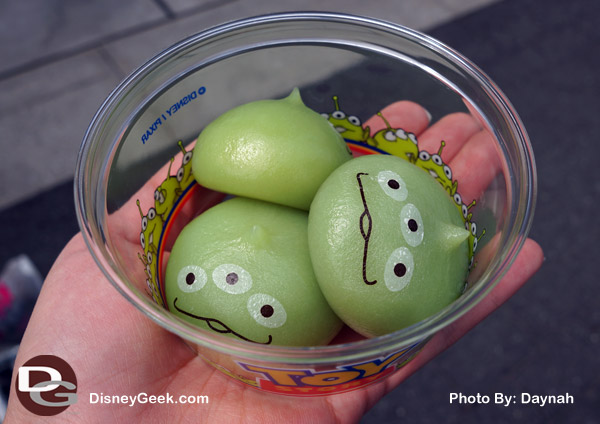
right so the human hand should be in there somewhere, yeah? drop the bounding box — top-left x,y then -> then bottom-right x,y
4,101 -> 543,424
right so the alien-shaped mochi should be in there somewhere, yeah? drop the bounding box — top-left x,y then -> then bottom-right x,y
192,88 -> 352,211
165,197 -> 342,346
308,154 -> 470,337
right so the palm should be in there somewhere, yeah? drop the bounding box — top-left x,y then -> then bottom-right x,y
6,102 -> 543,423
7,236 -> 376,423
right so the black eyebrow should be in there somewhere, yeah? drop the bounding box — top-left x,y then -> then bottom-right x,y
356,172 -> 377,285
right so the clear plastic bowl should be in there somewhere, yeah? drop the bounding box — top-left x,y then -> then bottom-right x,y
75,12 -> 536,396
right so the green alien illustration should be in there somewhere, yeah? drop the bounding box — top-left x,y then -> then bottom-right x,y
165,197 -> 342,346
154,157 -> 182,220
176,140 -> 195,189
414,141 -> 458,195
308,154 -> 470,337
465,219 -> 486,269
321,95 -> 370,143
451,191 -> 477,224
136,201 -> 164,306
136,200 -> 163,260
138,252 -> 162,305
367,113 -> 419,163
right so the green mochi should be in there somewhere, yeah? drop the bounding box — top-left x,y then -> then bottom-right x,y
308,155 -> 470,337
192,88 -> 352,210
165,196 -> 342,346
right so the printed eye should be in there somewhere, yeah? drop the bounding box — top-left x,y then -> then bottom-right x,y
408,133 -> 418,145
377,170 -> 408,202
444,165 -> 452,180
418,151 -> 430,161
348,115 -> 361,126
141,216 -> 148,231
176,167 -> 185,182
462,204 -> 469,219
247,294 -> 286,328
453,192 -> 462,206
182,151 -> 193,165
212,264 -> 252,294
154,190 -> 160,201
147,208 -> 156,220
473,236 -> 479,252
384,247 -> 414,292
146,251 -> 153,264
384,130 -> 396,141
470,222 -> 477,236
332,111 -> 346,120
395,129 -> 407,139
177,265 -> 207,293
140,232 -> 145,249
432,154 -> 443,166
321,113 -> 329,119
400,204 -> 424,246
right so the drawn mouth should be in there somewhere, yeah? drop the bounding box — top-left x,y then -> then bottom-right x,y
173,298 -> 272,345
356,172 -> 377,286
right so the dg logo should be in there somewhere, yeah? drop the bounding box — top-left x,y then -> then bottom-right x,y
15,355 -> 78,416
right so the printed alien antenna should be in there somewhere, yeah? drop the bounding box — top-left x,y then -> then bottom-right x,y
377,112 -> 392,130
438,140 -> 446,156
167,156 -> 174,176
177,140 -> 186,153
136,199 -> 144,218
333,95 -> 340,111
464,199 -> 477,221
477,228 -> 486,242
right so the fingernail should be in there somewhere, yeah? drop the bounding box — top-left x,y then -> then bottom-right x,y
424,108 -> 432,123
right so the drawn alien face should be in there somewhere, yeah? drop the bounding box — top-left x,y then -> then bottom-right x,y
414,141 -> 456,195
171,263 -> 287,344
165,197 -> 342,346
308,154 -> 470,337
